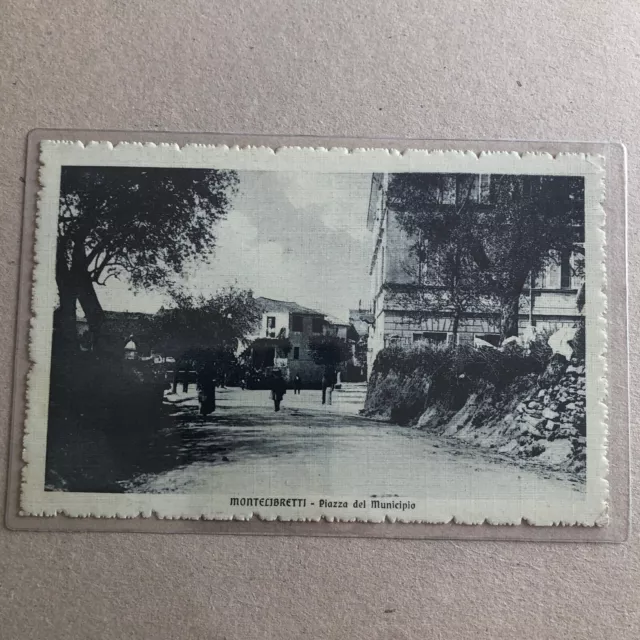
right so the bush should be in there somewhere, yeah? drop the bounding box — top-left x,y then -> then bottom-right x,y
370,342 -> 451,379
45,352 -> 171,491
570,322 -> 586,362
366,337 -> 554,419
308,335 -> 351,366
526,329 -> 554,369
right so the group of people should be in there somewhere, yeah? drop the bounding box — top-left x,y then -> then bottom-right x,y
268,365 -> 338,412
196,363 -> 339,416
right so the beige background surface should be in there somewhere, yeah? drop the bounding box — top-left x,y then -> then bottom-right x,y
0,1 -> 637,638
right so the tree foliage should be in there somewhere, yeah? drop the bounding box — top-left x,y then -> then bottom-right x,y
390,175 -> 497,340
56,166 -> 239,349
151,286 -> 261,361
387,173 -> 584,339
308,335 -> 351,367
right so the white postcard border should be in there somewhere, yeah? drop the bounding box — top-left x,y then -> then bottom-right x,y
21,142 -> 607,526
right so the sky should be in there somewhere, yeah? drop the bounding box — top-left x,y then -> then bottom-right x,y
97,171 -> 374,321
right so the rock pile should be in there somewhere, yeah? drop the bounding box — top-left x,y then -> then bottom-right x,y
370,325 -> 588,478
426,350 -> 588,477
510,354 -> 586,473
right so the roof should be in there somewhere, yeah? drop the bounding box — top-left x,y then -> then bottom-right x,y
350,320 -> 370,337
77,311 -> 155,323
349,309 -> 374,323
76,311 -> 154,338
105,311 -> 154,321
349,309 -> 374,336
255,297 -> 324,317
324,314 -> 350,327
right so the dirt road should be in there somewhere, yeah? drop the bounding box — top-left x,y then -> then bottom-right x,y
121,387 -> 583,503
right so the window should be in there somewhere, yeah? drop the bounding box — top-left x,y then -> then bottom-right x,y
475,333 -> 501,347
293,347 -> 300,360
560,250 -> 572,289
312,318 -> 324,334
413,332 -> 447,345
529,269 -> 541,289
291,315 -> 303,332
479,174 -> 491,204
266,316 -> 276,337
464,176 -> 479,203
466,174 -> 491,204
505,177 -> 520,202
441,175 -> 456,204
380,246 -> 385,284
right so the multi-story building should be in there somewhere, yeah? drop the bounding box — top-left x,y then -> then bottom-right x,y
366,173 -> 585,375
247,297 -> 331,384
324,315 -> 350,341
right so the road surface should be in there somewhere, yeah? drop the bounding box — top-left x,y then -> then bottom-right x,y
121,386 -> 583,502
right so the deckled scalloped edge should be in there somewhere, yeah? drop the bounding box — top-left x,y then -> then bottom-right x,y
20,141 -> 608,526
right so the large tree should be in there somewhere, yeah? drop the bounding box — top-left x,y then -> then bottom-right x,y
468,175 -> 584,338
387,173 -> 584,340
152,286 -> 261,359
56,166 -> 239,350
390,175 -> 497,343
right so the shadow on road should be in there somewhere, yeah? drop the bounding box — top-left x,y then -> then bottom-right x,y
46,388 -> 347,492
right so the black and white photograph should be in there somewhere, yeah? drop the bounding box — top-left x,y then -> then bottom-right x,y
23,143 -> 607,524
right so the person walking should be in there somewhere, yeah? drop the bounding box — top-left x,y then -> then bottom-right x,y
293,374 -> 302,394
270,369 -> 287,412
196,361 -> 216,417
321,365 -> 337,405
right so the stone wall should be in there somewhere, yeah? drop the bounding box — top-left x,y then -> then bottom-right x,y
419,353 -> 587,478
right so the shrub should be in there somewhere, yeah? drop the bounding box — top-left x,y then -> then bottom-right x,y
308,335 -> 350,367
526,330 -> 554,369
370,342 -> 451,379
366,338 -> 554,419
570,322 -> 586,362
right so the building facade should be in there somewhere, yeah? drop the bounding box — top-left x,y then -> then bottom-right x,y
347,308 -> 373,381
247,297 -> 332,385
366,173 -> 585,375
324,315 -> 350,341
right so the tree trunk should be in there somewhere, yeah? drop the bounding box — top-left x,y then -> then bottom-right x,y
450,252 -> 461,346
500,296 -> 521,341
451,313 -> 460,346
71,242 -> 106,352
76,272 -> 106,351
499,270 -> 531,342
53,238 -> 78,353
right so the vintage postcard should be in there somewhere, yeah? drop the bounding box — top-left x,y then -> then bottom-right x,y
21,142 -> 607,525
